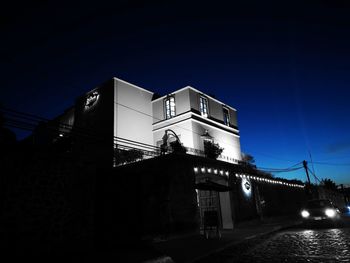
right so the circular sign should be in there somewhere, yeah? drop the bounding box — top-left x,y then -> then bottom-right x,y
85,91 -> 100,110
241,178 -> 252,198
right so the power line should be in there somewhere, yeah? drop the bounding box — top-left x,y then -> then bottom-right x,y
256,161 -> 304,174
1,107 -> 161,152
307,167 -> 322,184
258,166 -> 304,174
243,151 -> 300,163
312,161 -> 350,166
0,106 -> 311,174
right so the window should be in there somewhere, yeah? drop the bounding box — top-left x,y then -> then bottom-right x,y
223,107 -> 230,126
165,96 -> 176,119
199,96 -> 209,117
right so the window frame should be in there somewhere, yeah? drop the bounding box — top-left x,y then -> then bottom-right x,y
164,96 -> 176,119
199,96 -> 209,117
223,106 -> 230,126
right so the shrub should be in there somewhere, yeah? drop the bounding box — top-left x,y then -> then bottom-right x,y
204,141 -> 223,159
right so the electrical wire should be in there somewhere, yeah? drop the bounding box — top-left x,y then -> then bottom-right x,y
1,107 -> 161,153
307,167 -> 322,184
0,106 -> 313,175
312,161 -> 350,166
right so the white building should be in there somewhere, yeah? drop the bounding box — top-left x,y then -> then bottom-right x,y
34,77 -> 245,231
152,85 -> 241,163
54,77 -> 242,164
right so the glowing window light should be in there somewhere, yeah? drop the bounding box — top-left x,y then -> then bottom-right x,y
214,169 -> 218,174
208,168 -> 212,173
201,167 -> 205,173
235,173 -> 239,177
220,170 -> 224,175
194,167 -> 198,173
225,171 -> 229,176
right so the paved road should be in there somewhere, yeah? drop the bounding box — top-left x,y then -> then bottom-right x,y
208,217 -> 350,263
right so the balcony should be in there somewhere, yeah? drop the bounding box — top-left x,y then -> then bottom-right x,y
113,137 -> 242,167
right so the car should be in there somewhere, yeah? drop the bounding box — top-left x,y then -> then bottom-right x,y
300,199 -> 341,226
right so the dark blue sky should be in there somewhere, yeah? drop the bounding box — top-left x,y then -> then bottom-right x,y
1,1 -> 350,184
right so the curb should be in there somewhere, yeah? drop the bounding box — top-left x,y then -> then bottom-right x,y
189,221 -> 302,263
143,256 -> 175,263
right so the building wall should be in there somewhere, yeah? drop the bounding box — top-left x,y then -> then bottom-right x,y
73,80 -> 115,166
191,120 -> 241,161
152,87 -> 241,162
152,88 -> 191,122
153,118 -> 195,148
56,107 -> 75,134
114,78 -> 154,148
188,88 -> 238,128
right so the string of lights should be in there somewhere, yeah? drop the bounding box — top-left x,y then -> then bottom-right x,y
193,166 -> 304,188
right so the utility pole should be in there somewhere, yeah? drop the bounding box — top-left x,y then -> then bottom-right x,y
303,160 -> 311,185
303,160 -> 313,199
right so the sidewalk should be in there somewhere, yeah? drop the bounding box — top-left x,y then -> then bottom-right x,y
149,216 -> 302,263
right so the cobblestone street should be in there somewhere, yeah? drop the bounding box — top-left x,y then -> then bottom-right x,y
218,226 -> 350,263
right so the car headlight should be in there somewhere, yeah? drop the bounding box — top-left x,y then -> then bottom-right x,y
325,208 -> 336,218
301,210 -> 310,218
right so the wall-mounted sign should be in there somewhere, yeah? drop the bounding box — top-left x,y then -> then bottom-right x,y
84,91 -> 100,110
241,177 -> 252,198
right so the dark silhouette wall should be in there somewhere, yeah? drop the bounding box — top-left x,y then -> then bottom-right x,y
98,153 -> 199,247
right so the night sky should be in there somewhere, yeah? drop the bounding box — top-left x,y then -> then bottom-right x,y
1,1 -> 350,185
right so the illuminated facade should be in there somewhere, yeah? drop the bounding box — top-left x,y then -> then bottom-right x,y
152,86 -> 241,163
55,77 -> 242,164
48,77 -> 245,230
33,77 -> 306,233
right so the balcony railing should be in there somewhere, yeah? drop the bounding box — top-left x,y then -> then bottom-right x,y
113,139 -> 243,167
